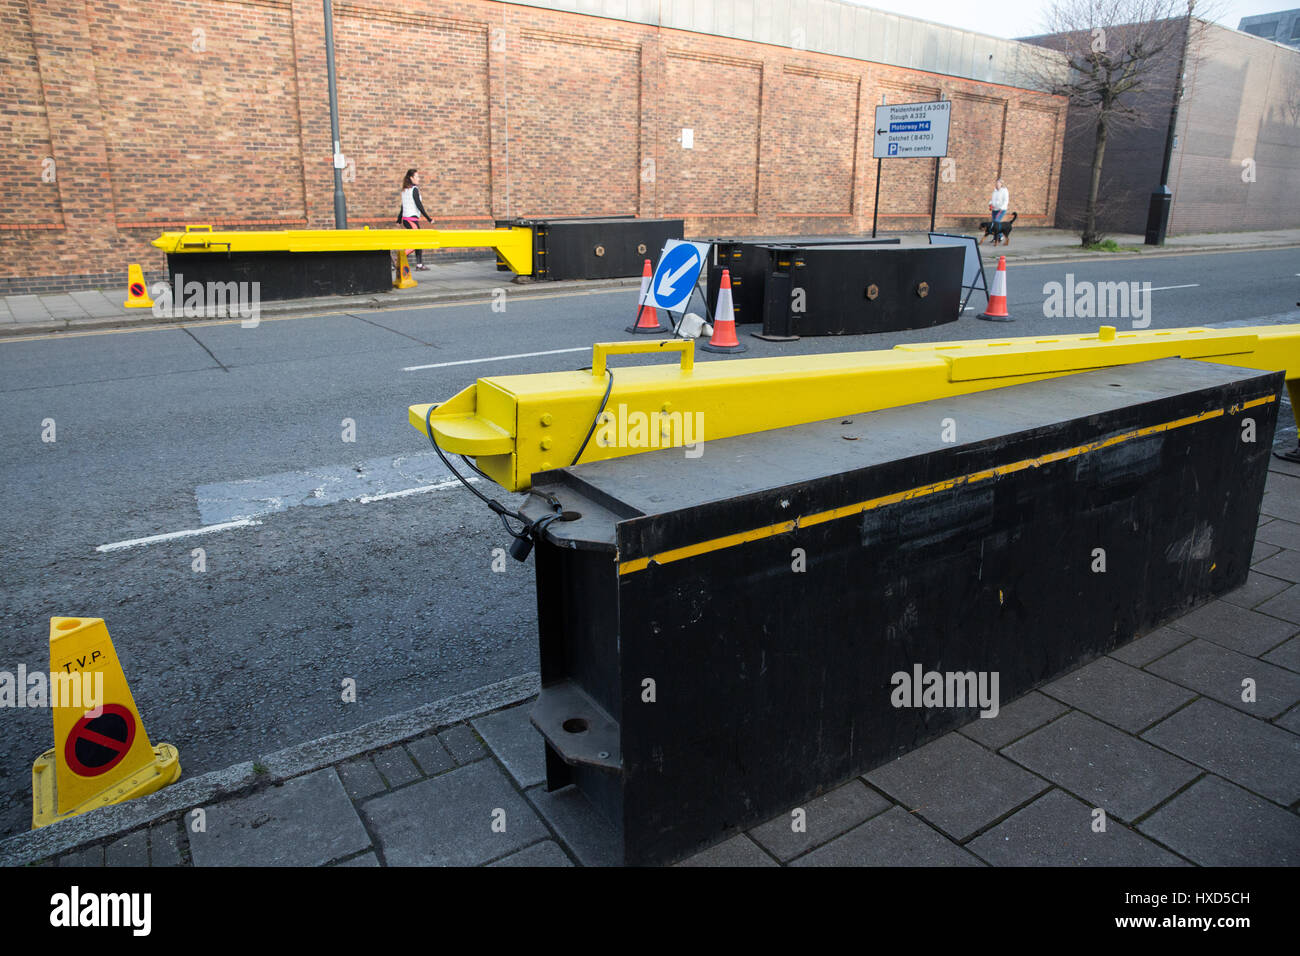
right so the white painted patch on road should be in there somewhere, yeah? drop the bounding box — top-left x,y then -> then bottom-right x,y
195,451 -> 465,524
1144,284 -> 1199,292
356,477 -> 477,503
402,347 -> 588,372
97,519 -> 262,553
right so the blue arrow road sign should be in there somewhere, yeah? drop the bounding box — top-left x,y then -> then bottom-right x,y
645,240 -> 709,312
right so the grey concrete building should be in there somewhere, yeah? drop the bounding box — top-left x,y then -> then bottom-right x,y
1023,17 -> 1300,237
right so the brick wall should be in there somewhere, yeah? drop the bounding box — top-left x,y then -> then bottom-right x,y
0,0 -> 1067,293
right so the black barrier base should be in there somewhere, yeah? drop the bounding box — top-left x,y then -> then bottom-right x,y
522,359 -> 1280,865
761,244 -> 964,336
166,251 -> 390,302
705,236 -> 901,325
498,217 -> 684,280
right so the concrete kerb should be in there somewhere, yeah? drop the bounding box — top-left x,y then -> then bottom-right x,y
0,276 -> 645,339
1002,240 -> 1300,264
0,671 -> 540,868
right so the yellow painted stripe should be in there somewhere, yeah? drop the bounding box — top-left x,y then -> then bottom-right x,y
616,395 -> 1276,576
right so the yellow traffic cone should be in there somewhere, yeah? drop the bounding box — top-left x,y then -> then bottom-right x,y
123,264 -> 154,308
31,617 -> 180,829
394,250 -> 418,289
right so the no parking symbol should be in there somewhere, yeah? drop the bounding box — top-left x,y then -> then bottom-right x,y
64,703 -> 137,777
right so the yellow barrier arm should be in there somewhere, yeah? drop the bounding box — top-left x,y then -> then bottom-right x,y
408,324 -> 1300,492
152,226 -> 534,275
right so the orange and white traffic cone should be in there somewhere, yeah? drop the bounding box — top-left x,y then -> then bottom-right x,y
627,258 -> 666,334
123,264 -> 154,309
702,269 -> 747,353
977,255 -> 1013,322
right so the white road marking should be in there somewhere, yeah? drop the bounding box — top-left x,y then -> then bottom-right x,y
96,518 -> 262,553
356,477 -> 478,503
402,347 -> 588,372
99,475 -> 477,552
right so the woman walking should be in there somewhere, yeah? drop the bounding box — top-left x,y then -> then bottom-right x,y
397,168 -> 434,270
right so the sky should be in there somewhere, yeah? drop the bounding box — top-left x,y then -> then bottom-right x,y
844,0 -> 1289,39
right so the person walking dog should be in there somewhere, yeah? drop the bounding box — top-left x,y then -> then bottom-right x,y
987,178 -> 1011,246
397,168 -> 434,270
990,179 -> 1009,225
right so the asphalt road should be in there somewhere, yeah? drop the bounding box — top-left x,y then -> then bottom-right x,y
1,247 -> 1297,839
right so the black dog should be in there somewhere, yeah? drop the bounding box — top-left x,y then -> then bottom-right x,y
978,211 -> 1018,246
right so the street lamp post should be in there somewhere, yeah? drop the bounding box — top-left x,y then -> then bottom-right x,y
1146,13 -> 1191,246
323,0 -> 347,229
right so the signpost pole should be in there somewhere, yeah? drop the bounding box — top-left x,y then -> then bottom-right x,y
872,158 -> 882,239
930,156 -> 940,233
929,94 -> 945,234
872,95 -> 885,239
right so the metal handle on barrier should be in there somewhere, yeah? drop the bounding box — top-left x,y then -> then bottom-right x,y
184,224 -> 213,232
591,340 -> 694,379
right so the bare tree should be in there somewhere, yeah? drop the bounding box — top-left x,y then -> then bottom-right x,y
1023,0 -> 1205,245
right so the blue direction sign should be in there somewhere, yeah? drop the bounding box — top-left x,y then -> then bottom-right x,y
644,240 -> 710,312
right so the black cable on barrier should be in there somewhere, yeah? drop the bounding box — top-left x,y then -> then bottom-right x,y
423,403 -> 565,561
423,357 -> 616,559
572,367 -> 615,467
